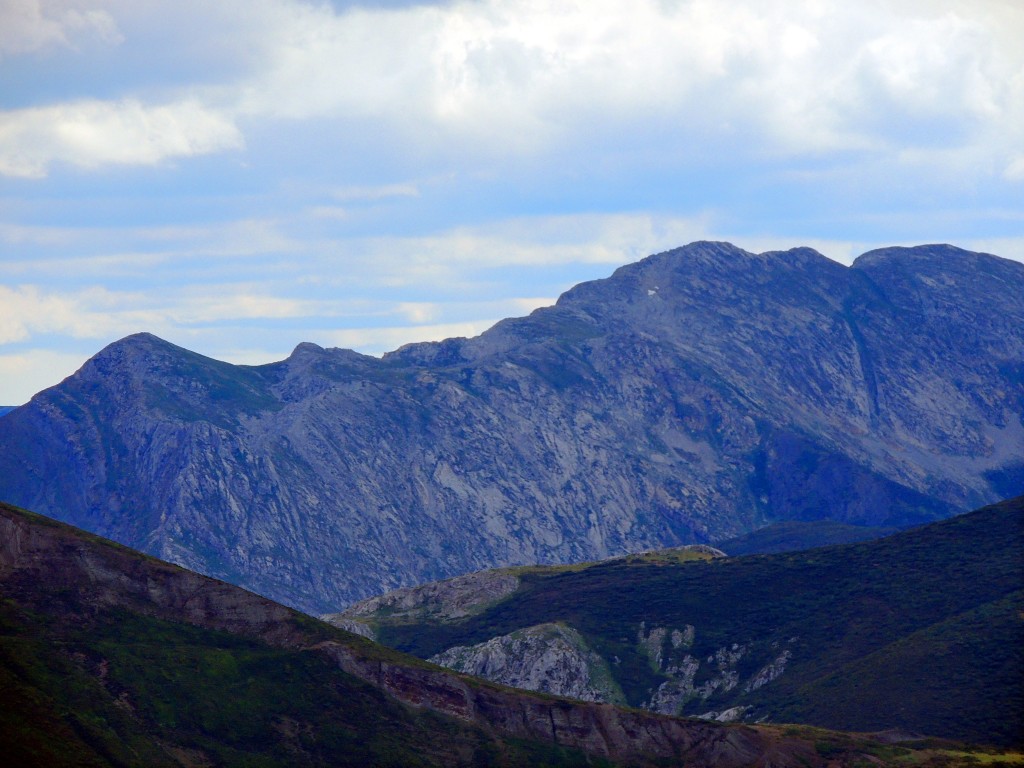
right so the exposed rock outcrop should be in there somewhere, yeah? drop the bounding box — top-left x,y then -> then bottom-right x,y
429,622 -> 625,704
637,624 -> 794,716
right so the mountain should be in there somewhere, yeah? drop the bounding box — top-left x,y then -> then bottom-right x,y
0,406 -> 14,417
2,499 -> 964,768
331,496 -> 1024,747
0,241 -> 1022,613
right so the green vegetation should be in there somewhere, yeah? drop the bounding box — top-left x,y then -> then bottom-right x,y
0,598 -> 607,767
372,497 -> 1024,747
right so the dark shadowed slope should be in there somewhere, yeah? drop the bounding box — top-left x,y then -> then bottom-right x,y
716,520 -> 900,555
0,241 -> 1021,612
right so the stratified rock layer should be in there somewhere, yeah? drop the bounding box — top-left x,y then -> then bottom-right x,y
1,242 -> 1022,612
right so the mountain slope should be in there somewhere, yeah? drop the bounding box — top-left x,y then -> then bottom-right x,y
0,499 -> 937,768
0,241 -> 1022,612
716,520 -> 900,555
338,497 -> 1024,747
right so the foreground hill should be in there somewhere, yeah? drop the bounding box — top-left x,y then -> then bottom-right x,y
0,500 -> 973,768
1,241 -> 1022,612
332,497 -> 1024,747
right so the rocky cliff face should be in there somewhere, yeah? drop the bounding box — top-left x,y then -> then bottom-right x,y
0,241 -> 1021,612
424,618 -> 796,717
429,622 -> 625,704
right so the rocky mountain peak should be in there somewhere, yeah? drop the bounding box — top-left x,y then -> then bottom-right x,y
852,244 -> 1024,321
289,340 -> 327,358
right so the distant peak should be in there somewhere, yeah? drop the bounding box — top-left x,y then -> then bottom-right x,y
290,342 -> 325,357
94,332 -> 177,359
120,331 -> 169,346
852,243 -> 991,269
652,240 -> 752,261
632,241 -> 836,275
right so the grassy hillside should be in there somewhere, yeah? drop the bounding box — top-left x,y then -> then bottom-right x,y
366,497 -> 1024,747
0,600 -> 610,768
0,504 -> 611,768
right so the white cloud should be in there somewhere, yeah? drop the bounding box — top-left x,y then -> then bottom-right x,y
4,0 -> 1022,178
1005,155 -> 1024,182
0,98 -> 243,178
0,349 -> 90,405
212,0 -> 1024,165
0,0 -> 122,58
174,292 -> 331,324
0,284 -> 165,342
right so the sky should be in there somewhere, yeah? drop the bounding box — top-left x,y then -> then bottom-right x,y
1,0 -> 1023,405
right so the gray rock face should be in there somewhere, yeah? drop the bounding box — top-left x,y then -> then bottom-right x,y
637,623 -> 794,716
0,241 -> 1021,613
420,618 -> 794,718
429,623 -> 625,704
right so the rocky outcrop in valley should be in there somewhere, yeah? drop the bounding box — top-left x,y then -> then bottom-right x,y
429,622 -> 625,703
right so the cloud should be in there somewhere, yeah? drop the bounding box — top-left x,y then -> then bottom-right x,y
0,284 -> 165,342
219,0 -> 1023,165
962,236 -> 1024,265
0,0 -> 122,58
4,0 -> 1022,179
0,349 -> 90,405
0,98 -> 242,178
1005,155 -> 1024,182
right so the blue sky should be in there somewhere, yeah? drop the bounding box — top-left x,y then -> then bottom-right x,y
2,0 -> 1023,405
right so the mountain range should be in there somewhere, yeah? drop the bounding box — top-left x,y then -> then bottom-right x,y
0,241 -> 1022,612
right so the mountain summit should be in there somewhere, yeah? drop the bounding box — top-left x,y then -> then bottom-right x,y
1,241 -> 1021,612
